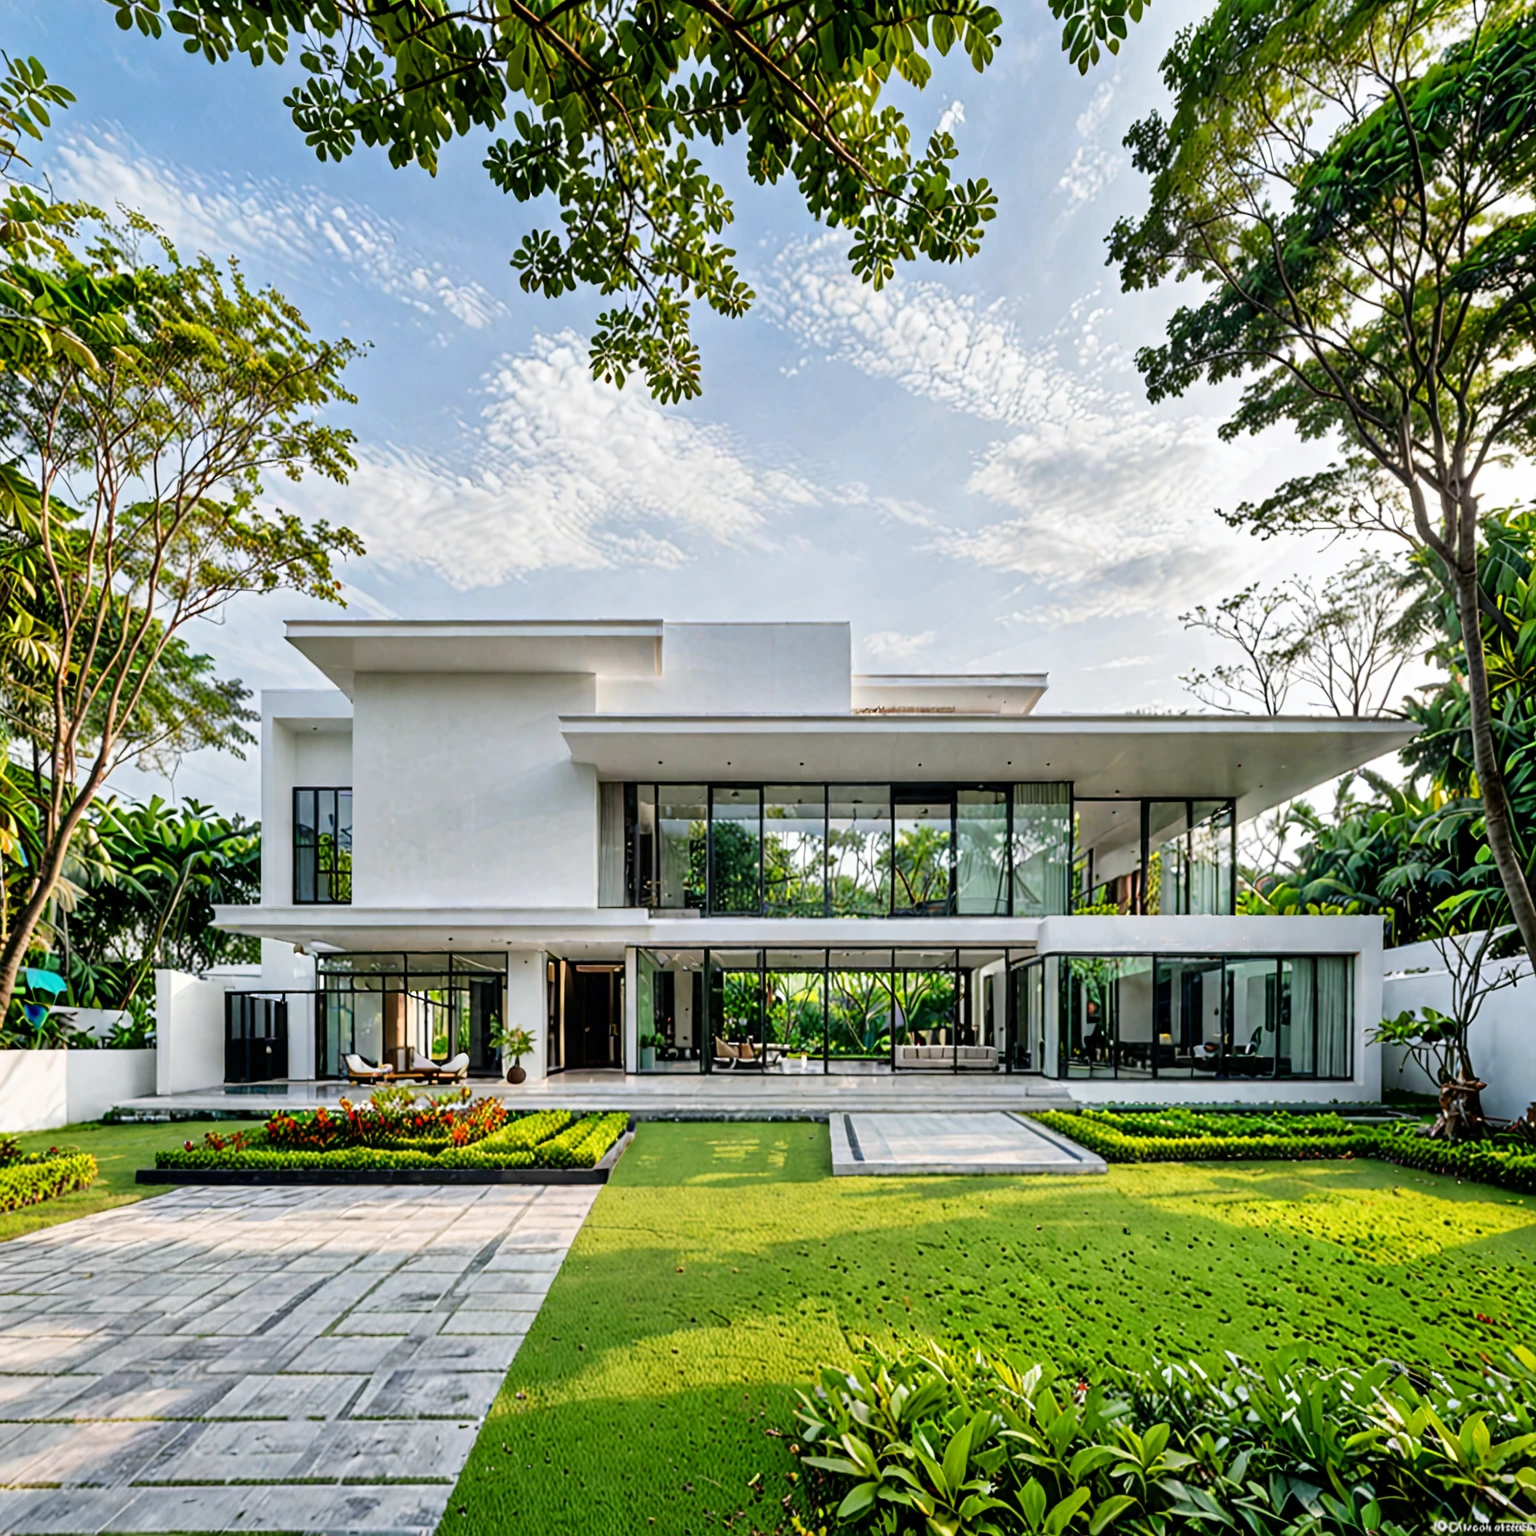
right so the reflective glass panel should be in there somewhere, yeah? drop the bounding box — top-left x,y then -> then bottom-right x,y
1012,784 -> 1071,916
826,950 -> 893,1066
710,786 -> 762,913
658,787 -> 707,910
828,787 -> 891,916
1153,956 -> 1225,1077
893,793 -> 952,915
956,789 -> 1009,915
764,787 -> 827,916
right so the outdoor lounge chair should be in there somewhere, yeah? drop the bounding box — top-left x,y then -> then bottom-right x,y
344,1053 -> 393,1084
405,1049 -> 470,1083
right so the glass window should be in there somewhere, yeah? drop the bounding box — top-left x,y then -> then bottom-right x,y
598,783 -> 626,907
893,791 -> 952,915
638,949 -> 704,1073
1226,957 -> 1279,1078
826,950 -> 893,1067
1012,784 -> 1071,915
707,949 -> 764,1070
631,785 -> 658,907
658,787 -> 707,910
764,787 -> 827,916
710,786 -> 762,913
1153,956 -> 1226,1077
828,787 -> 891,916
1281,955 -> 1353,1079
1060,956 -> 1153,1079
893,950 -> 957,1065
956,789 -> 1009,915
765,954 -> 826,1071
293,787 -> 352,905
1010,958 -> 1045,1072
1147,800 -> 1234,915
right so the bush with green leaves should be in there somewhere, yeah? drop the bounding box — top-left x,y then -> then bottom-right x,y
536,1112 -> 629,1170
789,1339 -> 1536,1533
1035,1111 -> 1374,1166
437,1109 -> 575,1167
1373,1124 -> 1536,1194
0,1150 -> 96,1211
1074,1108 -> 1359,1141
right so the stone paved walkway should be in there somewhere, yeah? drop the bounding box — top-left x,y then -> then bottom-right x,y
830,1111 -> 1109,1175
0,1184 -> 596,1534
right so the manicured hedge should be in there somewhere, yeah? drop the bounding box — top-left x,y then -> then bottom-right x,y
1040,1110 -> 1536,1193
0,1152 -> 97,1212
1036,1110 -> 1373,1165
1077,1106 -> 1358,1140
156,1109 -> 627,1172
537,1112 -> 628,1169
1373,1126 -> 1536,1193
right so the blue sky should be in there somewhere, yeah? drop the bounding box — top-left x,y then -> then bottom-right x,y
10,0 -> 1356,818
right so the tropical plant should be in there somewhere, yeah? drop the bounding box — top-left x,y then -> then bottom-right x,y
1111,0 -> 1536,969
492,1023 -> 536,1068
791,1338 -> 1536,1531
0,78 -> 363,1025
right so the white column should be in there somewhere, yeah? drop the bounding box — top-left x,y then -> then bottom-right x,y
623,946 -> 639,1074
506,949 -> 549,1082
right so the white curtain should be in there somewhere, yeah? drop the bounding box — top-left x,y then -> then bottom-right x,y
598,783 -> 626,907
1316,956 -> 1352,1078
1288,958 -> 1316,1075
1012,784 -> 1071,916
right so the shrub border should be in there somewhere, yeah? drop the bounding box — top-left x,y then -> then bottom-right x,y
1035,1111 -> 1536,1193
0,1152 -> 98,1212
136,1127 -> 633,1186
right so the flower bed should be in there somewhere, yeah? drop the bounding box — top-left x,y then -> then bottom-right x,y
153,1096 -> 628,1176
787,1338 -> 1536,1532
1038,1108 -> 1536,1192
0,1136 -> 97,1212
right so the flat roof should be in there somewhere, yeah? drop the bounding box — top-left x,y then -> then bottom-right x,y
851,674 -> 1048,715
287,620 -> 663,696
558,713 -> 1414,820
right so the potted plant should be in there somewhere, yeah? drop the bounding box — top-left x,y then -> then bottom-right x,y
639,1031 -> 664,1071
493,1024 -> 535,1085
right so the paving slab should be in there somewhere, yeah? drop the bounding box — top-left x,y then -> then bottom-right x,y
829,1111 -> 1109,1176
0,1183 -> 598,1534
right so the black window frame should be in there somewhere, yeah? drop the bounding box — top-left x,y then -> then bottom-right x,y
293,786 -> 353,906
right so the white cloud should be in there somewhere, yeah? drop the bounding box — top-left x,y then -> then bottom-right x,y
937,99 -> 966,138
1080,653 -> 1157,671
1057,142 -> 1121,208
1075,81 -> 1116,139
51,128 -> 507,333
293,331 -> 839,588
762,240 -> 1298,623
864,629 -> 938,662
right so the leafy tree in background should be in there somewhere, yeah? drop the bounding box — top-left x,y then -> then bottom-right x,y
1111,0 -> 1536,967
108,0 -> 1149,400
0,64 -> 364,1027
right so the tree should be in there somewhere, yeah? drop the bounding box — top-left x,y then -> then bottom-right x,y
110,0 -> 1150,400
0,136 -> 363,1024
1183,552 -> 1430,717
1110,0 -> 1536,967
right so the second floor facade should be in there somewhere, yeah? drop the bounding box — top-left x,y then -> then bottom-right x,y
247,618 -> 1413,931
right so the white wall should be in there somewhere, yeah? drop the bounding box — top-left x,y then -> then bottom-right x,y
155,970 -> 228,1094
0,1050 -> 156,1132
353,672 -> 599,908
1382,938 -> 1535,1121
261,691 -> 353,906
597,623 -> 851,714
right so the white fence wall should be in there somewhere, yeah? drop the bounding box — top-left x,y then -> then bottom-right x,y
1382,938 -> 1535,1121
155,970 -> 228,1095
0,1049 -> 156,1132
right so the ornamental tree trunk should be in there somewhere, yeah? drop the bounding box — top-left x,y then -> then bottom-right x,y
1448,509 -> 1536,969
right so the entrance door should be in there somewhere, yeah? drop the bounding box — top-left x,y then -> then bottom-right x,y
225,993 -> 289,1083
569,965 -> 623,1069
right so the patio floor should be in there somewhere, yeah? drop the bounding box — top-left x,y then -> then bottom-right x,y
116,1069 -> 1079,1120
829,1111 -> 1109,1175
0,1184 -> 595,1535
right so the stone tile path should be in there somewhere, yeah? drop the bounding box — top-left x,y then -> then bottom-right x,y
830,1111 -> 1109,1176
0,1184 -> 597,1534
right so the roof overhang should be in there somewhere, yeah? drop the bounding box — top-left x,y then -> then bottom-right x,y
287,619 -> 663,697
558,713 -> 1415,821
851,674 -> 1048,715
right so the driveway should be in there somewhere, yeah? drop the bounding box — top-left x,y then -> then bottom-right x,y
0,1183 -> 596,1534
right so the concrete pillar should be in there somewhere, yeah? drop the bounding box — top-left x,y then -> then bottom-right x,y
507,949 -> 548,1082
623,946 -> 638,1074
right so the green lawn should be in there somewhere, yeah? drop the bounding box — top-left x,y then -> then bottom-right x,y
443,1120 -> 1536,1536
4,1118 -> 228,1243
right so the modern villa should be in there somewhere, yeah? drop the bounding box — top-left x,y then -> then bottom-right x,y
197,619 -> 1412,1105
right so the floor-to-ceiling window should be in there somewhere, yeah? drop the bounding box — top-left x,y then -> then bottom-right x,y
1043,951 -> 1354,1081
637,947 -> 1025,1073
315,953 -> 504,1079
293,787 -> 352,904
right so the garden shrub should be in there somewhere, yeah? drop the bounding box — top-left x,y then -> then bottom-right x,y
437,1109 -> 574,1166
1036,1111 -> 1374,1165
1075,1107 -> 1358,1140
1373,1124 -> 1536,1193
0,1151 -> 97,1212
789,1338 -> 1536,1533
264,1089 -> 506,1151
536,1112 -> 628,1169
